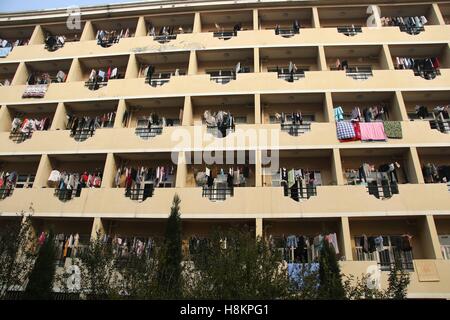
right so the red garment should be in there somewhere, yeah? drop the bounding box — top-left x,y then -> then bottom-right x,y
81,173 -> 89,182
433,57 -> 440,68
352,121 -> 361,140
106,67 -> 112,80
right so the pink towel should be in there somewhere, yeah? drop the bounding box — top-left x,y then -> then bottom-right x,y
359,122 -> 387,141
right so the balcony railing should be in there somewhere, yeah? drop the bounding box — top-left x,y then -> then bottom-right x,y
9,131 -> 32,143
367,181 -> 399,199
345,66 -> 373,80
44,42 -> 64,52
97,36 -> 120,48
54,188 -> 81,202
337,26 -> 363,36
213,30 -> 237,40
125,185 -> 154,201
275,28 -> 299,38
280,123 -> 311,136
0,187 -> 14,200
70,128 -> 96,142
207,67 -> 250,84
153,34 -> 177,43
134,126 -> 163,139
413,68 -> 441,80
442,245 -> 450,260
282,182 -> 317,202
202,185 -> 234,201
429,119 -> 450,134
206,124 -> 235,138
144,73 -> 172,87
355,246 -> 414,271
84,79 -> 108,91
399,25 -> 425,35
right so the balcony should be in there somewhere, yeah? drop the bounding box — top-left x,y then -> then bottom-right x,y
145,13 -> 194,43
78,55 -> 128,91
134,51 -> 189,87
325,45 -> 390,81
258,8 -> 312,38
435,216 -> 450,260
200,10 -> 253,39
6,103 -> 56,143
390,43 -> 450,80
41,22 -> 85,52
380,4 -> 440,35
91,17 -> 137,48
0,25 -> 32,55
0,155 -> 39,200
417,147 -> 450,190
318,6 -> 369,35
440,3 -> 450,25
123,97 -> 183,140
0,62 -> 18,86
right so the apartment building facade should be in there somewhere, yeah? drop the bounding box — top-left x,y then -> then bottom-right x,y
0,0 -> 449,298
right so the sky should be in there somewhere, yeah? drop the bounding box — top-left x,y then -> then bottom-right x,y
0,0 -> 140,13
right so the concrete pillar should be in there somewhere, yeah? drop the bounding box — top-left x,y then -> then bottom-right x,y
50,102 -> 68,131
33,154 -> 53,188
339,217 -> 353,261
12,62 -> 28,86
91,217 -> 105,240
29,25 -> 45,45
255,150 -> 262,187
193,12 -> 202,33
188,50 -> 198,75
381,44 -> 395,70
102,153 -> 117,188
66,58 -> 84,82
113,99 -> 127,129
253,47 -> 260,73
407,147 -> 425,184
391,91 -> 408,121
0,105 -> 12,132
125,53 -> 139,79
430,3 -> 445,25
254,93 -> 261,124
253,9 -> 259,30
255,218 -> 263,239
317,46 -> 327,71
421,215 -> 444,259
136,16 -> 148,37
367,5 -> 382,28
175,152 -> 187,188
312,7 -> 320,28
80,20 -> 96,41
332,148 -> 345,186
323,91 -> 334,122
182,96 -> 193,126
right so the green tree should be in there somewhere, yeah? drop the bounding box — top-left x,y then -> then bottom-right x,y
23,230 -> 56,300
385,256 -> 410,299
317,241 -> 345,299
157,194 -> 183,299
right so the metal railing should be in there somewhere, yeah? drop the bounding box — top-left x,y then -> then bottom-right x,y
153,34 -> 177,43
429,119 -> 450,134
97,36 -> 120,48
277,71 -> 306,82
44,42 -> 64,52
367,181 -> 399,199
206,125 -> 235,138
134,126 -> 163,139
275,28 -> 299,38
9,131 -> 32,143
84,79 -> 108,90
355,247 -> 414,271
202,185 -> 234,201
54,188 -> 80,202
144,73 -> 172,87
280,123 -> 311,136
345,66 -> 373,80
282,183 -> 317,202
125,186 -> 154,201
399,25 -> 425,35
413,68 -> 441,80
207,68 -> 250,84
70,128 -> 96,142
213,30 -> 237,40
337,26 -> 363,36
0,187 -> 13,200
442,245 -> 450,260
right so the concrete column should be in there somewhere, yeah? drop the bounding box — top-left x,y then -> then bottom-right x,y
125,53 -> 139,79
102,153 -> 117,188
193,12 -> 202,33
33,154 -> 53,188
182,96 -> 193,126
323,91 -> 334,122
188,50 -> 198,75
136,16 -> 148,37
367,5 -> 382,28
339,217 -> 353,261
254,93 -> 261,124
332,148 -> 345,186
317,46 -> 327,71
253,9 -> 259,30
66,58 -> 84,82
29,25 -> 45,45
253,47 -> 260,73
421,215 -> 443,259
175,152 -> 187,188
407,147 -> 425,184
381,44 -> 395,70
80,20 -> 96,41
50,102 -> 68,130
0,105 -> 12,132
391,91 -> 408,121
12,62 -> 28,86
114,99 -> 127,129
430,3 -> 445,25
312,7 -> 320,28
255,218 -> 263,239
91,217 -> 105,240
255,150 -> 262,187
